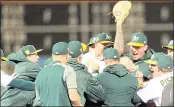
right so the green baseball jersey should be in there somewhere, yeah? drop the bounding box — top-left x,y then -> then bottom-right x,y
35,62 -> 72,106
1,49 -> 40,106
67,58 -> 92,105
86,64 -> 138,106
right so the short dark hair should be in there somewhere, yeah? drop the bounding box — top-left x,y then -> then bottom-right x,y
88,44 -> 95,48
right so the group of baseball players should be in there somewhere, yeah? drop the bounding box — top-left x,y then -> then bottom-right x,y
0,1 -> 174,107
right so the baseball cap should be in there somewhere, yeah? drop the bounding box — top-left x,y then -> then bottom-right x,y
52,42 -> 69,55
0,49 -> 8,61
103,48 -> 120,60
68,41 -> 83,58
22,45 -> 43,56
81,43 -> 87,52
145,52 -> 173,69
127,33 -> 147,47
162,40 -> 174,50
94,33 -> 114,44
87,37 -> 96,46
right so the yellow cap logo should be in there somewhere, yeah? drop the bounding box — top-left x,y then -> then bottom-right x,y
25,50 -> 30,55
69,51 -> 73,54
95,37 -> 99,42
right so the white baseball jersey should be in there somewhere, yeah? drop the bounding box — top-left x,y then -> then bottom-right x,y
81,51 -> 95,65
137,72 -> 173,106
1,70 -> 14,87
81,51 -> 106,75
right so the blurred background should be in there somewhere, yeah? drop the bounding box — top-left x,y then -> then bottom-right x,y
1,1 -> 174,67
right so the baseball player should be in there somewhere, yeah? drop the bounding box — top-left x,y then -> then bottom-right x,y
112,1 -> 132,55
87,37 -> 96,52
82,1 -> 132,76
1,71 -> 35,91
81,37 -> 96,65
133,52 -> 173,106
1,45 -> 42,106
1,49 -> 35,92
82,33 -> 114,76
35,42 -> 82,106
85,48 -> 138,106
126,33 -> 155,80
162,40 -> 174,59
44,42 -> 87,68
119,56 -> 144,88
111,1 -> 153,81
161,79 -> 173,106
1,49 -> 13,88
67,41 -> 92,105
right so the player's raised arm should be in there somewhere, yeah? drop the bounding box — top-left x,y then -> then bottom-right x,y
114,20 -> 124,55
112,1 -> 132,55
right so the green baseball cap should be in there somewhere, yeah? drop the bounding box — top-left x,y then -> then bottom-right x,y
68,41 -> 83,58
127,33 -> 148,47
103,48 -> 120,60
162,40 -> 174,50
87,37 -> 96,46
145,52 -> 173,69
22,45 -> 43,56
94,33 -> 114,44
0,49 -> 8,61
52,42 -> 69,55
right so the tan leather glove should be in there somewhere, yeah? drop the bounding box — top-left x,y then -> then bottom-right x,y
110,1 -> 132,25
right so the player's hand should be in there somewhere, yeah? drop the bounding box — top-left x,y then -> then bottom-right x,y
136,71 -> 143,78
91,64 -> 99,72
86,60 -> 100,72
136,71 -> 144,88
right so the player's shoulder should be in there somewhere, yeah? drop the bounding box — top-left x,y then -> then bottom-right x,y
57,63 -> 74,71
83,52 -> 90,57
26,61 -> 41,71
147,76 -> 164,88
65,65 -> 74,71
82,52 -> 93,61
83,51 -> 95,59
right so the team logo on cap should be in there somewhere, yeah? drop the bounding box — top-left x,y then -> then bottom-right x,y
132,36 -> 139,41
151,55 -> 155,60
25,50 -> 30,55
169,40 -> 173,45
92,37 -> 96,42
106,34 -> 111,40
69,51 -> 73,54
114,56 -> 117,58
168,66 -> 171,69
95,37 -> 99,42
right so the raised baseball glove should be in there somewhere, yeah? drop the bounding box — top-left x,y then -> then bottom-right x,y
109,1 -> 132,24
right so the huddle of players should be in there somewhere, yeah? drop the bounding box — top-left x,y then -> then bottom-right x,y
1,31 -> 173,106
0,1 -> 174,106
